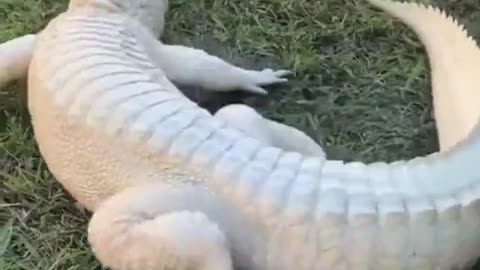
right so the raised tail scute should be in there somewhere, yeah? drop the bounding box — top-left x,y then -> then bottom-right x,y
367,0 -> 480,152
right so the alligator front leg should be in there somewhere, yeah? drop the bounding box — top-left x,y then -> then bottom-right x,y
88,182 -> 234,270
0,34 -> 36,89
150,42 -> 291,95
214,104 -> 325,157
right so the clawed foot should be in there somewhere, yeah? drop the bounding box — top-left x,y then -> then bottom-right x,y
240,68 -> 292,95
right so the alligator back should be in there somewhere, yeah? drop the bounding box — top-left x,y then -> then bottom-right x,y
27,8 -> 204,211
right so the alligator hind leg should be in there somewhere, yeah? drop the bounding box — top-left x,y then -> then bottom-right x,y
148,42 -> 291,95
0,34 -> 36,89
88,182 -> 233,270
214,104 -> 325,157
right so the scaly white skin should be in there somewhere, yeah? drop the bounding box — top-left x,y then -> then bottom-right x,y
214,104 -> 325,157
0,0 -> 168,88
0,0 -> 309,154
0,2 -> 289,95
26,1 -> 480,270
0,33 -> 290,95
0,37 -> 305,155
0,34 -> 36,89
149,43 -> 291,95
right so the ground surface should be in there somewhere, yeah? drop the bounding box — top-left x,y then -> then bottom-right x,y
1,0 -> 480,269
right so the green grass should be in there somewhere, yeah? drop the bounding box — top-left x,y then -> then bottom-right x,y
1,0 -> 480,269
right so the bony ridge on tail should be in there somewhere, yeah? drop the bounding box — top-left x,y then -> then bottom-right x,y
24,0 -> 480,269
368,0 -> 480,152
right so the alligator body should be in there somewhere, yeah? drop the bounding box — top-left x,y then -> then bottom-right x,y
0,0 -> 324,153
0,34 -> 35,89
0,1 -> 274,115
22,0 -> 480,269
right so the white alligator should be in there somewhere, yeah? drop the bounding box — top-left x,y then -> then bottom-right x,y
4,0 -> 480,269
0,1 -> 325,157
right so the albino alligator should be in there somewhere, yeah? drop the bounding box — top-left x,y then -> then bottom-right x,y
5,0 -> 480,269
0,0 -> 325,156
